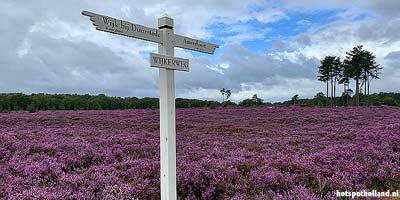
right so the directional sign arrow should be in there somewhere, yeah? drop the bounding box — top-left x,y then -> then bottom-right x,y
82,11 -> 219,54
82,10 -> 163,44
173,34 -> 219,54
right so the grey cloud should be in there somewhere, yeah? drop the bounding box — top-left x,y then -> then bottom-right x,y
221,44 -> 319,84
1,0 -> 263,95
280,0 -> 400,17
357,18 -> 400,43
369,0 -> 400,16
269,40 -> 290,52
295,34 -> 312,46
175,42 -> 320,98
1,29 -> 157,97
175,57 -> 226,90
385,51 -> 400,60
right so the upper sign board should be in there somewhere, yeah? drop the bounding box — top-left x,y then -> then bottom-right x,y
82,11 -> 163,44
173,34 -> 219,54
150,53 -> 189,72
82,10 -> 219,54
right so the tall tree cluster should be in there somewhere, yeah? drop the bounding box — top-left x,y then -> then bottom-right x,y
220,88 -> 231,102
317,45 -> 382,106
318,56 -> 342,106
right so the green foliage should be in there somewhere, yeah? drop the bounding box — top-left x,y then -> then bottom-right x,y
368,178 -> 391,191
343,45 -> 382,106
293,114 -> 301,119
336,91 -> 351,106
225,90 -> 231,100
244,144 -> 258,152
237,162 -> 258,176
382,96 -> 398,106
276,92 -> 400,107
318,57 -> 333,82
176,98 -> 220,108
318,56 -> 343,106
344,45 -> 381,81
291,94 -> 299,105
220,88 -> 232,102
239,94 -> 264,107
210,102 -> 217,109
313,92 -> 326,106
0,93 -> 220,111
318,45 -> 382,107
221,100 -> 236,107
27,104 -> 38,113
2,92 -> 398,112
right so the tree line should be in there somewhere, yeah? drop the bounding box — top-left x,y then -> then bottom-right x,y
0,92 -> 273,112
318,45 -> 382,106
0,91 -> 398,113
276,92 -> 400,107
0,93 -> 220,112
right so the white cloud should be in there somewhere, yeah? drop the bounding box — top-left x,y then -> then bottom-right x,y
177,87 -> 222,100
296,20 -> 312,26
254,8 -> 289,23
16,39 -> 31,58
206,64 -> 224,75
232,77 -> 321,102
217,24 -> 270,44
220,63 -> 230,69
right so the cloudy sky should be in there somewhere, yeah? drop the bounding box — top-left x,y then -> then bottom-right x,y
1,0 -> 399,102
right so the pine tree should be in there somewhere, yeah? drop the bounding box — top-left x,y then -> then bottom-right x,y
220,88 -> 226,102
318,56 -> 335,106
344,45 -> 382,106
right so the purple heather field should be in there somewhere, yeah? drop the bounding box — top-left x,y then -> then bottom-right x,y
0,106 -> 399,199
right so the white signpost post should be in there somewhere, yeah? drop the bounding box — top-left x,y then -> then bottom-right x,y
82,11 -> 219,200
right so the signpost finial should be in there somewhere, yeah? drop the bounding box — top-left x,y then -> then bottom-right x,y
158,15 -> 173,29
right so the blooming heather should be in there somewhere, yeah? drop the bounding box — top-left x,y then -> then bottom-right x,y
0,106 -> 399,199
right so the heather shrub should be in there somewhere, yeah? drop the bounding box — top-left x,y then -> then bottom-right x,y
0,106 -> 399,199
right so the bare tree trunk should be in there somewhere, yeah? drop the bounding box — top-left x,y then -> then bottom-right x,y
364,71 -> 367,106
331,78 -> 333,106
364,74 -> 367,96
346,89 -> 349,106
365,75 -> 370,106
355,78 -> 360,106
343,82 -> 345,94
334,78 -> 336,106
343,83 -> 346,106
326,81 -> 329,106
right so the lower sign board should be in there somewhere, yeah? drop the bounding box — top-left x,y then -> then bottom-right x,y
150,53 -> 189,72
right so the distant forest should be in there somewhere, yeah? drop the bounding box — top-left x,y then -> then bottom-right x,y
0,93 -> 219,112
276,92 -> 400,107
0,92 -> 399,112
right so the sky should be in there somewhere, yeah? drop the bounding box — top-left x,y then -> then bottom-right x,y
1,0 -> 399,102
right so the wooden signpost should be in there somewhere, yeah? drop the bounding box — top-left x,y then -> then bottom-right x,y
82,10 -> 219,200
